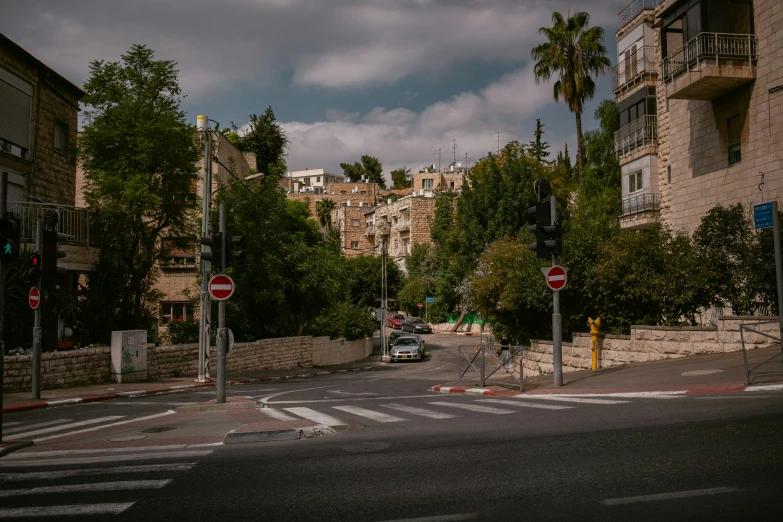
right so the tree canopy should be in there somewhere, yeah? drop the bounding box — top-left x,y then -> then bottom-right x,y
390,165 -> 412,190
340,155 -> 385,188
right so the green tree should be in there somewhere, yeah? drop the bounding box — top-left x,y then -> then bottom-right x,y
344,255 -> 404,310
390,165 -> 412,189
340,155 -> 386,188
527,119 -> 551,163
237,106 -> 289,174
532,11 -> 611,178
315,198 -> 336,239
79,44 -> 200,332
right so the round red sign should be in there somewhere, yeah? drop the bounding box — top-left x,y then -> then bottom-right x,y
546,266 -> 567,291
29,287 -> 41,310
209,274 -> 235,301
417,302 -> 423,309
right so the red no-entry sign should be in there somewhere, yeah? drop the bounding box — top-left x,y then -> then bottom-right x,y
417,302 -> 423,309
544,265 -> 567,291
29,287 -> 41,310
209,274 -> 235,301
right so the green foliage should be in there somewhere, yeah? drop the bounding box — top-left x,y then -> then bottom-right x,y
2,245 -> 35,350
390,165 -> 412,189
315,198 -> 336,238
79,44 -> 200,334
235,106 -> 289,174
344,255 -> 404,310
527,119 -> 550,163
163,317 -> 200,345
340,155 -> 386,188
307,301 -> 376,341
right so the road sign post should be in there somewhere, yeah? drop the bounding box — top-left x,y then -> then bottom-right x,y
755,201 -> 783,346
29,287 -> 41,309
543,265 -> 567,291
208,274 -> 235,301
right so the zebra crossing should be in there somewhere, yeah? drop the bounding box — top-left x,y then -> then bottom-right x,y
0,444 -> 214,518
262,394 -> 683,427
2,411 -> 175,443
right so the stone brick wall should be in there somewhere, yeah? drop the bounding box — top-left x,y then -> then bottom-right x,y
3,347 -> 110,392
312,337 -> 373,366
333,206 -> 375,257
288,183 -> 379,221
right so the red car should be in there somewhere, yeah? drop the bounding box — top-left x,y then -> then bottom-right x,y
386,313 -> 405,329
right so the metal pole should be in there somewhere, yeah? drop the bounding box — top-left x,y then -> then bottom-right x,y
32,220 -> 42,399
0,171 -> 6,442
198,121 -> 212,382
217,201 -> 227,403
551,194 -> 563,388
771,201 -> 783,348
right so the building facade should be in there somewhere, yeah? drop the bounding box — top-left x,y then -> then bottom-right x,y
412,163 -> 467,197
363,195 -> 437,270
287,180 -> 379,221
288,168 -> 345,194
615,0 -> 782,233
331,205 -> 376,258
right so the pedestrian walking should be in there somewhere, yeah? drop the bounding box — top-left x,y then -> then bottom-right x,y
500,334 -> 512,374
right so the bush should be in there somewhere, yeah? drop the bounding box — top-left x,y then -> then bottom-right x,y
162,318 -> 200,345
308,301 -> 376,341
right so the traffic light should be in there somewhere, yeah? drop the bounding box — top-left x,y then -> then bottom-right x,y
200,233 -> 223,271
227,235 -> 244,266
28,253 -> 42,285
42,229 -> 68,288
527,199 -> 561,260
0,216 -> 20,260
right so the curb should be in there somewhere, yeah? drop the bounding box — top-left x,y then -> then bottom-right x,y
0,440 -> 34,458
430,383 -> 783,396
223,424 -> 335,444
2,364 -> 384,415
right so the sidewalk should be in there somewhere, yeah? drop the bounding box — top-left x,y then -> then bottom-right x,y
434,345 -> 783,397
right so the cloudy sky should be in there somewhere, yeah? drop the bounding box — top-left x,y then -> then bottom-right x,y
2,0 -> 627,180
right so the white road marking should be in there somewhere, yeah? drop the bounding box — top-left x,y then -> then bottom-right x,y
0,503 -> 135,518
695,395 -> 770,400
4,444 -> 214,458
0,463 -> 196,481
477,399 -> 573,410
745,384 -> 783,391
0,450 -> 213,468
601,487 -> 740,506
284,407 -> 346,427
377,513 -> 478,522
527,392 -> 684,399
428,401 -> 515,415
380,404 -> 457,419
516,396 -> 628,405
98,401 -> 196,406
0,480 -> 171,497
269,394 -> 463,405
4,421 -> 22,426
33,410 -> 176,442
9,416 -> 124,439
259,408 -> 301,422
4,419 -> 72,435
332,405 -> 405,423
259,379 -> 380,404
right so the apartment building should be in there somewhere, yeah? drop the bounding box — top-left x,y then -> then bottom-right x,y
331,205 -> 376,258
614,0 -> 782,233
412,162 -> 467,197
363,195 -> 437,271
287,180 -> 379,221
288,168 -> 345,194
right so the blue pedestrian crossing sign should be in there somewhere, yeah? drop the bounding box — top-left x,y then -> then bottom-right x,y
754,202 -> 774,229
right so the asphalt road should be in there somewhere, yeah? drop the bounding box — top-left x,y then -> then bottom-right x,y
3,333 -> 783,520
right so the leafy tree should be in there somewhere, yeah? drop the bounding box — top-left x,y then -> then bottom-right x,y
340,155 -> 386,188
315,198 -> 336,239
577,100 -> 621,225
527,119 -> 551,163
236,106 -> 289,174
344,255 -> 404,310
308,301 -> 376,341
390,165 -> 412,189
532,11 -> 611,178
79,44 -> 200,332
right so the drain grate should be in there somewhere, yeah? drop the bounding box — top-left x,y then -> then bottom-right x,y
141,426 -> 179,434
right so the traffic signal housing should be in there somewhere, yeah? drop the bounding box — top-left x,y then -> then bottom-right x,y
200,233 -> 224,271
42,229 -> 68,288
0,216 -> 20,260
527,199 -> 561,260
28,253 -> 42,285
227,235 -> 244,266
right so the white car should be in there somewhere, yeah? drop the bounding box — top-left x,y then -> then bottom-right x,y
390,335 -> 425,362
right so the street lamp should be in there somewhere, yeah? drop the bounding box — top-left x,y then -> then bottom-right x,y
211,172 -> 265,198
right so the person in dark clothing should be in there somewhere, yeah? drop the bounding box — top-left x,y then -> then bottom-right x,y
499,334 -> 511,374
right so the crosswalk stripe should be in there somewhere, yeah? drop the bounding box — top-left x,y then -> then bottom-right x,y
34,410 -> 176,442
284,407 -> 346,427
428,401 -> 516,414
9,416 -> 124,439
0,480 -> 171,498
260,408 -> 301,422
477,399 -> 573,410
3,443 -> 221,459
0,503 -> 134,518
4,421 -> 22,426
514,396 -> 628,405
379,404 -> 458,419
332,405 -> 405,423
5,419 -> 72,435
0,463 -> 196,481
0,450 -> 213,468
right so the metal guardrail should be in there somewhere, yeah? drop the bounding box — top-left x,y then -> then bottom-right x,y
612,46 -> 657,93
458,343 -> 523,392
740,322 -> 783,385
618,0 -> 663,26
614,114 -> 657,157
662,33 -> 757,82
5,202 -> 100,245
617,193 -> 660,218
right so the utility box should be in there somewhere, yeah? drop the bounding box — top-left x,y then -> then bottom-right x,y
111,330 -> 148,383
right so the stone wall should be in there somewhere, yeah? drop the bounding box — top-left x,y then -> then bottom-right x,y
312,337 -> 373,366
333,206 -> 375,257
3,347 -> 111,392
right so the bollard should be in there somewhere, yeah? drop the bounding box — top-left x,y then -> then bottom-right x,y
588,317 -> 601,370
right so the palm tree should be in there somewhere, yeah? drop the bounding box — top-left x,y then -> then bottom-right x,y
315,198 -> 336,239
531,11 -> 611,179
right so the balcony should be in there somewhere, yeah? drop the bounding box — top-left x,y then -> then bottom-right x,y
377,223 -> 390,235
397,221 -> 410,232
662,33 -> 757,101
612,46 -> 657,99
618,0 -> 663,27
365,225 -> 376,237
6,202 -> 100,245
159,256 -> 198,270
614,115 -> 658,161
618,193 -> 660,229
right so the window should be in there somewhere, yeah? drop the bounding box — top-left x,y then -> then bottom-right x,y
450,181 -> 455,190
351,219 -> 360,227
340,190 -> 347,195
54,120 -> 68,153
402,238 -> 410,255
316,176 -> 321,183
728,114 -> 742,165
667,165 -> 672,184
161,302 -> 188,325
0,67 -> 33,160
351,241 -> 359,249
303,177 -> 310,184
422,179 -> 434,190
628,171 -> 643,193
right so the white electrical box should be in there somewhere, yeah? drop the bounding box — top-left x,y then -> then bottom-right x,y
111,330 -> 148,383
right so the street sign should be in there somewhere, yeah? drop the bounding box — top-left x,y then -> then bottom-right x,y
426,297 -> 435,303
543,265 -> 567,291
29,287 -> 41,310
208,274 -> 235,301
417,302 -> 423,309
754,202 -> 774,229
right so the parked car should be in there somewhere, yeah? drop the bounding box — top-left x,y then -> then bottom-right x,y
387,313 -> 405,329
390,335 -> 425,362
401,317 -> 432,334
387,331 -> 406,351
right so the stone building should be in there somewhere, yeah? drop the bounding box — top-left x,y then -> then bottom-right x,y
412,162 -> 467,196
363,195 -> 437,270
287,180 -> 379,221
614,0 -> 783,233
331,205 -> 376,258
287,168 -> 344,194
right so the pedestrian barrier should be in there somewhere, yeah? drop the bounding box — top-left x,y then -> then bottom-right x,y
458,342 -> 523,392
739,321 -> 783,385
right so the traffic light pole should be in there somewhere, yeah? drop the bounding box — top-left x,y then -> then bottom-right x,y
32,220 -> 42,399
1,172 -> 6,442
217,201 -> 227,404
550,195 -> 563,388
198,118 -> 212,382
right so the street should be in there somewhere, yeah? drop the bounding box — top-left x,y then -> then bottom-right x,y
2,334 -> 783,520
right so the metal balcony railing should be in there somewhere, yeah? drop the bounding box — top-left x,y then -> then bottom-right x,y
617,193 -> 660,218
614,115 -> 658,157
618,0 -> 663,26
5,202 -> 100,245
612,46 -> 657,93
365,225 -> 376,236
397,221 -> 410,232
662,33 -> 757,82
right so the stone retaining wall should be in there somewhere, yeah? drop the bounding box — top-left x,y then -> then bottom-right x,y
3,347 -> 111,393
312,337 -> 373,366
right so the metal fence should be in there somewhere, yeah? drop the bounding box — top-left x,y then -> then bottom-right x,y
740,322 -> 783,385
458,342 -> 523,392
614,114 -> 658,157
617,193 -> 660,218
618,0 -> 663,26
612,45 -> 657,93
6,202 -> 100,245
662,33 -> 757,82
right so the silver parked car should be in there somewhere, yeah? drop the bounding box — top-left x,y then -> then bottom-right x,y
390,335 -> 425,362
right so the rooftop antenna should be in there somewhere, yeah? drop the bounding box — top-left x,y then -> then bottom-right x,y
490,131 -> 506,155
450,138 -> 457,163
433,148 -> 442,172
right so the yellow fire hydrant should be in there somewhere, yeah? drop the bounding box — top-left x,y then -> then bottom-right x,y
587,317 -> 601,370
